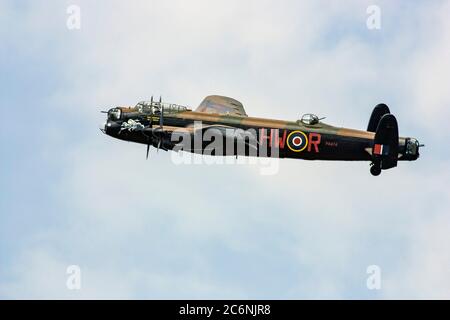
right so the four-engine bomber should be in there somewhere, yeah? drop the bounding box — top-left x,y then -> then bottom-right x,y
100,95 -> 421,176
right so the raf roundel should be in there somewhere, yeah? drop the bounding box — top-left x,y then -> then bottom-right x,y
287,131 -> 308,152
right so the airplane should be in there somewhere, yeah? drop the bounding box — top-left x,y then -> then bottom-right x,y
100,95 -> 422,176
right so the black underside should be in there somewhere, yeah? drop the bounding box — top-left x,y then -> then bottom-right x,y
106,117 -> 375,161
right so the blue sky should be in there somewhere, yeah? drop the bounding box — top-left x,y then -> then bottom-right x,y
0,0 -> 449,299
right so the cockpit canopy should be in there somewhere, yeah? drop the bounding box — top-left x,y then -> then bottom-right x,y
135,100 -> 189,115
300,113 -> 320,125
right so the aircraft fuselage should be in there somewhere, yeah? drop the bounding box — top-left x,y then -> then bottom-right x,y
103,108 -> 418,162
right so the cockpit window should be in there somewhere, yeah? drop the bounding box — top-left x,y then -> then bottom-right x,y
300,114 -> 320,125
136,101 -> 153,114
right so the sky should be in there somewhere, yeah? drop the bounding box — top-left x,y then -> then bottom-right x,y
0,0 -> 449,299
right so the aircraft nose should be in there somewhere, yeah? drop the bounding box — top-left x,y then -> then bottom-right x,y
102,121 -> 121,135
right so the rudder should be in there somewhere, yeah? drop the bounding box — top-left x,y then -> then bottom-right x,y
373,114 -> 398,170
367,103 -> 390,132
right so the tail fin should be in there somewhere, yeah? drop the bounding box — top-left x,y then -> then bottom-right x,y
373,114 -> 398,170
368,103 -> 390,132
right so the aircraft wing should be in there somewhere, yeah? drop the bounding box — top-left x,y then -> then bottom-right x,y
195,95 -> 248,117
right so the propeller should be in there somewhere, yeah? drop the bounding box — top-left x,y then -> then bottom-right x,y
157,96 -> 163,152
143,96 -> 154,159
159,95 -> 163,128
141,95 -> 168,158
157,139 -> 162,152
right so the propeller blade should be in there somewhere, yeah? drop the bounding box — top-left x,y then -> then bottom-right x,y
146,143 -> 150,159
159,96 -> 163,128
157,139 -> 161,152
